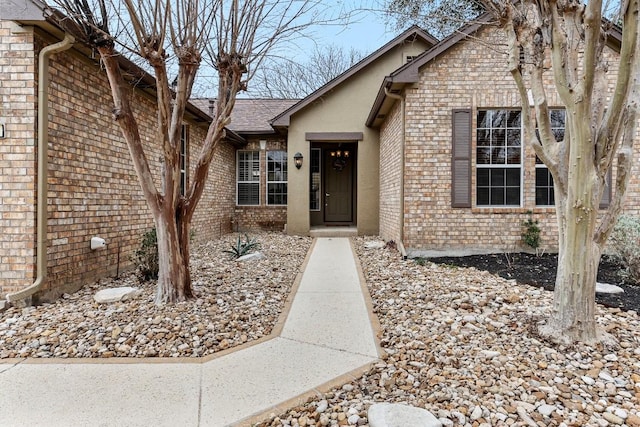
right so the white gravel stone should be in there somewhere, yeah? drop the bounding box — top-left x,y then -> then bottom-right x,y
93,287 -> 142,303
368,403 -> 442,427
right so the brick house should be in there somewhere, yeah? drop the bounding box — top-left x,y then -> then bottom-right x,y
2,1 -> 638,303
0,2 -> 244,302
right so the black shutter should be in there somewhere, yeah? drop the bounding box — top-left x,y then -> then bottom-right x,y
452,109 -> 472,208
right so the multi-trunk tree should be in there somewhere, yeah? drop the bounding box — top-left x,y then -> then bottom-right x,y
387,0 -> 639,344
51,0 -> 326,304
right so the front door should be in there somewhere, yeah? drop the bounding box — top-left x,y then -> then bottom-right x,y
324,147 -> 354,222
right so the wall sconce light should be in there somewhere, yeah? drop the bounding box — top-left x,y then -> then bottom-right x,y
0,123 -> 5,139
293,152 -> 303,169
259,140 -> 266,150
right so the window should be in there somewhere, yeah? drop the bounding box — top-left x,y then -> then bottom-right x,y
267,150 -> 287,205
237,151 -> 260,205
180,125 -> 188,196
476,110 -> 522,206
535,109 -> 565,206
310,148 -> 321,210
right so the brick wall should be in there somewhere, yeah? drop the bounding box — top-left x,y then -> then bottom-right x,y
398,25 -> 637,255
379,100 -> 403,242
0,22 -> 37,295
0,26 -> 238,299
233,137 -> 287,232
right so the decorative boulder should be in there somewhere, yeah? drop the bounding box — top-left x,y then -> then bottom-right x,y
596,282 -> 624,294
368,403 -> 442,427
94,287 -> 142,304
364,241 -> 386,250
236,252 -> 266,262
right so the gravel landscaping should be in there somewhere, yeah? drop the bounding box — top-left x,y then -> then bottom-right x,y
258,236 -> 640,427
0,232 -> 311,359
1,233 -> 639,427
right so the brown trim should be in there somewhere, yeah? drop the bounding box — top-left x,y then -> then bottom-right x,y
305,132 -> 364,142
451,109 -> 472,208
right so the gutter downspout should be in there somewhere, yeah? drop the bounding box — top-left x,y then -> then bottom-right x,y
6,33 -> 75,305
384,86 -> 408,260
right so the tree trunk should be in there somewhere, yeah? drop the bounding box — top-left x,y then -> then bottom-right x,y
542,208 -> 601,344
154,206 -> 193,305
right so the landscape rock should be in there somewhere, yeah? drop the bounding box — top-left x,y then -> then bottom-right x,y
93,287 -> 142,303
364,241 -> 385,250
368,403 -> 442,427
596,282 -> 624,294
236,252 -> 266,262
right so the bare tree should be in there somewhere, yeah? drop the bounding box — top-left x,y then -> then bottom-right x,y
50,0 -> 329,304
386,0 -> 639,344
251,44 -> 366,98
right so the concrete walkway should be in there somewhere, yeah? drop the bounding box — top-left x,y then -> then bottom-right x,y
0,238 -> 381,427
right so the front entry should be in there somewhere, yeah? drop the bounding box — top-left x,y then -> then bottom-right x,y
323,145 -> 355,223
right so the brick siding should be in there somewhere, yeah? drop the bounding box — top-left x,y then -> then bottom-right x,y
0,26 -> 237,300
0,22 -> 37,294
396,25 -> 639,254
379,100 -> 403,242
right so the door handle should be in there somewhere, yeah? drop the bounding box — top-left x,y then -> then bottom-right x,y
325,193 -> 330,197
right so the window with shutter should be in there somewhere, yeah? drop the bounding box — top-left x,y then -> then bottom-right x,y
452,109 -> 472,208
237,150 -> 260,205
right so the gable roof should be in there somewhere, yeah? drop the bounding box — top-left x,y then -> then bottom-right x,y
367,12 -> 625,128
270,25 -> 439,128
192,98 -> 299,134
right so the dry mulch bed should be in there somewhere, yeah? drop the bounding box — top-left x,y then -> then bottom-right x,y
428,252 -> 640,312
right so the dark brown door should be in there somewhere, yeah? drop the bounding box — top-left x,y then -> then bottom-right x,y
324,149 -> 353,222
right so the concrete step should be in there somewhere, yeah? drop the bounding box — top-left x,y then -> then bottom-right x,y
309,226 -> 358,238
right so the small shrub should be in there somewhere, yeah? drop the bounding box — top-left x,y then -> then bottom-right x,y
609,214 -> 640,284
522,213 -> 541,250
133,228 -> 159,281
223,234 -> 260,259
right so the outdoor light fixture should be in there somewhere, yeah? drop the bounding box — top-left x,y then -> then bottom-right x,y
0,123 -> 5,139
259,139 -> 266,150
293,152 -> 303,169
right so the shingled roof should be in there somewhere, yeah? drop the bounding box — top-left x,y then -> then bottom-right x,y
191,98 -> 299,135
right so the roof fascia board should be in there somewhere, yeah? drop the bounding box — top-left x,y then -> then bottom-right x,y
270,26 -> 439,127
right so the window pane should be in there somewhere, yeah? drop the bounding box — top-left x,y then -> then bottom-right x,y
550,109 -> 565,127
477,187 -> 490,205
507,110 -> 521,127
507,129 -> 521,146
506,188 -> 520,205
491,189 -> 505,205
506,168 -> 520,186
553,129 -> 565,142
506,147 -> 521,164
477,110 -> 491,128
490,169 -> 504,186
268,183 -> 287,205
536,167 -> 548,186
492,129 -> 505,146
267,150 -> 287,205
477,169 -> 489,186
477,147 -> 491,164
492,110 -> 506,128
477,129 -> 491,146
491,147 -> 505,164
238,183 -> 259,205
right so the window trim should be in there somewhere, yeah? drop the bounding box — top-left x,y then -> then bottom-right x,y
475,109 -> 523,207
266,150 -> 288,206
236,150 -> 260,206
180,125 -> 188,197
310,148 -> 322,211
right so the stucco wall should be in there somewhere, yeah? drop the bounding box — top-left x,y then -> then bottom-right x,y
286,39 -> 427,236
0,26 -> 237,299
0,21 -> 37,294
398,25 -> 635,255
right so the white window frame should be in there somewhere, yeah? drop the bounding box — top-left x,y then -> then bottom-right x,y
266,150 -> 287,206
475,109 -> 523,207
535,109 -> 565,206
237,150 -> 260,206
180,125 -> 188,196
